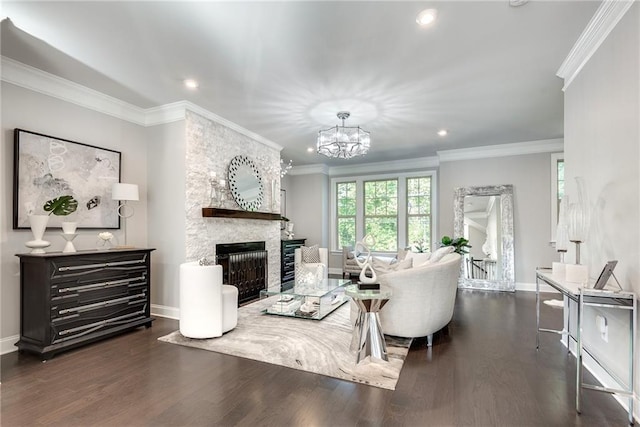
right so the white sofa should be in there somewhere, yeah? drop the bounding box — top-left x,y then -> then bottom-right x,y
377,253 -> 462,346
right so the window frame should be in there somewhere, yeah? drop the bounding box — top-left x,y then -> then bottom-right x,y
335,181 -> 357,250
406,175 -> 433,251
363,178 -> 399,252
330,170 -> 437,254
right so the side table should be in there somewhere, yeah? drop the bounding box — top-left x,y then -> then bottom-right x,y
345,284 -> 392,363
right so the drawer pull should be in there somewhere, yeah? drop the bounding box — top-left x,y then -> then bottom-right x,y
58,274 -> 146,293
57,310 -> 146,337
58,257 -> 146,272
58,293 -> 146,315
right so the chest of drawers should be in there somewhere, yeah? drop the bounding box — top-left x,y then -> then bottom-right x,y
280,238 -> 306,284
15,248 -> 154,360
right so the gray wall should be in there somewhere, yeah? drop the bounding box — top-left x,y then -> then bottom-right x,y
563,3 -> 639,399
146,120 -> 186,315
0,82 -> 149,347
439,153 -> 557,284
287,173 -> 330,249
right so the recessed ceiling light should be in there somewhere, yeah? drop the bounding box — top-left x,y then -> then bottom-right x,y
184,79 -> 199,89
416,9 -> 437,26
437,129 -> 448,137
307,147 -> 314,153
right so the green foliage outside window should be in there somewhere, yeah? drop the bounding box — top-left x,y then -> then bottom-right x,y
337,182 -> 356,249
364,180 -> 398,251
407,177 -> 431,250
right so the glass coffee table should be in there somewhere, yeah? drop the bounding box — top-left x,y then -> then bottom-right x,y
260,278 -> 351,320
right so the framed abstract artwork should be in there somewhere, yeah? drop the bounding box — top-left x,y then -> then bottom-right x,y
13,129 -> 121,229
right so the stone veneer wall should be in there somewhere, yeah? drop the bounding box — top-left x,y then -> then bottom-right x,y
185,111 -> 282,288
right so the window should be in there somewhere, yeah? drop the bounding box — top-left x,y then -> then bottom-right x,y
336,182 -> 356,249
364,179 -> 398,251
550,153 -> 564,241
407,176 -> 432,250
331,172 -> 436,253
557,159 -> 565,211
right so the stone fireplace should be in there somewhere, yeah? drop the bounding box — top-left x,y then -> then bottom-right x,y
184,110 -> 282,290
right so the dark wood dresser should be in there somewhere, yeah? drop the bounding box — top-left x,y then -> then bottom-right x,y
280,238 -> 306,284
15,248 -> 155,360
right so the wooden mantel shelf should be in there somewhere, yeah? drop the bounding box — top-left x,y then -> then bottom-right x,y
202,207 -> 282,221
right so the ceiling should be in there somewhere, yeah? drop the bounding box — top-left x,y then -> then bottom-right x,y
0,1 -> 599,166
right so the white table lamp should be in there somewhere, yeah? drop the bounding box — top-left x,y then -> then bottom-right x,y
112,183 -> 139,247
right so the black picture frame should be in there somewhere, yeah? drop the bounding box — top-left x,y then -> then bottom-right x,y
594,260 -> 618,289
13,129 -> 122,230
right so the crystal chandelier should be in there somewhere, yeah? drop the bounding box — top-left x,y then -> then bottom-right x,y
317,111 -> 371,159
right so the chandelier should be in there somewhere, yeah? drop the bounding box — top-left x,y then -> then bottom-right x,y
317,111 -> 371,159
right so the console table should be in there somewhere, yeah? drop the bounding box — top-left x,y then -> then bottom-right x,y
536,268 -> 636,424
16,248 -> 155,360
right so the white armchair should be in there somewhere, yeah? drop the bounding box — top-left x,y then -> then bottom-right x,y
377,253 -> 461,346
179,262 -> 238,339
294,247 -> 329,281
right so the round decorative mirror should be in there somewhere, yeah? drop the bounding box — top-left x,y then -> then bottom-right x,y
228,155 -> 264,211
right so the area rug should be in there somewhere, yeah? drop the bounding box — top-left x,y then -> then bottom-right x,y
158,298 -> 412,390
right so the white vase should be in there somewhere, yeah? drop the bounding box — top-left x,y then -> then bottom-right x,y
61,221 -> 78,234
25,214 -> 51,254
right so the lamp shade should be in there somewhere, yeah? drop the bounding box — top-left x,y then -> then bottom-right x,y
112,183 -> 139,201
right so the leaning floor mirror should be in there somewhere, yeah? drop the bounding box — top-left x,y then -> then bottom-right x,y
454,184 -> 515,292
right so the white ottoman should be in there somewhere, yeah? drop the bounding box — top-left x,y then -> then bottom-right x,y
179,262 -> 238,339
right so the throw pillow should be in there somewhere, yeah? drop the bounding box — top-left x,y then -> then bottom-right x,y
371,257 -> 412,275
396,247 -> 410,261
295,263 -> 324,285
346,251 -> 355,260
430,245 -> 455,263
405,251 -> 431,266
301,245 -> 321,263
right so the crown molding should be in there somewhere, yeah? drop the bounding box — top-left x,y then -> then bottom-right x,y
290,156 -> 439,176
288,164 -> 331,176
292,139 -> 562,176
557,0 -> 635,91
1,56 -> 147,125
437,138 -> 563,162
1,56 -> 282,151
328,156 -> 439,177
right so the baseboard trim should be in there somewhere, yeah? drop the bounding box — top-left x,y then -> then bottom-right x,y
1,334 -> 19,355
516,282 -> 558,293
328,267 -> 343,276
151,304 -> 179,320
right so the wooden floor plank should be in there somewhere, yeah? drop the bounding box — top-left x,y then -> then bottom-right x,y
1,290 -> 631,426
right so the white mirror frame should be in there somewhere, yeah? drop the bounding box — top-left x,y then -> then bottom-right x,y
454,184 -> 515,292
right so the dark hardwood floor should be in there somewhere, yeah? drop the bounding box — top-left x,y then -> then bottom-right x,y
1,290 -> 630,426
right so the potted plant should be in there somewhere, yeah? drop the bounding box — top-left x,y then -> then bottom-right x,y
440,235 -> 471,254
44,195 -> 79,234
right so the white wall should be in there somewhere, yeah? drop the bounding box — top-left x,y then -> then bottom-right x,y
146,120 -> 186,318
439,153 -> 557,284
288,173 -> 330,250
563,3 -> 639,409
0,82 -> 148,349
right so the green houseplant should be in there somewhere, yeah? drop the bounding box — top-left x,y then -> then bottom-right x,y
45,195 -> 79,234
44,195 -> 78,216
440,235 -> 471,255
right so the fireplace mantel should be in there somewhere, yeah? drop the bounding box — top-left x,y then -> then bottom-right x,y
202,207 -> 282,221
